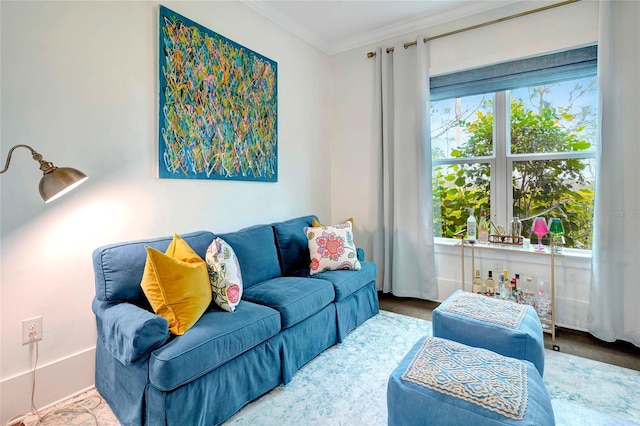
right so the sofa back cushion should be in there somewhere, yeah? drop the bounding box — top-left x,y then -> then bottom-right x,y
218,225 -> 281,288
93,231 -> 215,305
272,215 -> 315,276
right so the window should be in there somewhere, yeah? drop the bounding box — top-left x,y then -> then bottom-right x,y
431,46 -> 597,249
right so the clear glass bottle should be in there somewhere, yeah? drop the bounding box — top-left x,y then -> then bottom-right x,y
497,269 -> 509,299
472,268 -> 484,294
466,208 -> 477,242
478,209 -> 489,244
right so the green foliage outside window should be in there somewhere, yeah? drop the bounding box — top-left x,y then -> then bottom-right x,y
433,86 -> 595,249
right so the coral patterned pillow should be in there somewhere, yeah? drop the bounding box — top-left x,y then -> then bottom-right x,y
205,237 -> 243,312
305,222 -> 361,275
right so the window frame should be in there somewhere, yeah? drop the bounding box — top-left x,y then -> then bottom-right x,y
430,46 -> 598,250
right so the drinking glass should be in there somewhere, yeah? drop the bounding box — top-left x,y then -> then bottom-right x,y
522,278 -> 536,306
548,218 -> 565,252
532,217 -> 549,252
534,281 -> 552,329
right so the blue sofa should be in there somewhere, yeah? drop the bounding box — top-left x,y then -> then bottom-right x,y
91,215 -> 379,425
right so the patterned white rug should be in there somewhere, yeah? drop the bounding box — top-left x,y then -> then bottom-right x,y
21,310 -> 640,425
224,311 -> 640,426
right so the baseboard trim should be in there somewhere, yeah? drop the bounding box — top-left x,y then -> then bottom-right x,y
0,347 -> 96,424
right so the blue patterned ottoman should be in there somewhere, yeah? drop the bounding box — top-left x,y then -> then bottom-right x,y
387,337 -> 555,426
433,290 -> 545,376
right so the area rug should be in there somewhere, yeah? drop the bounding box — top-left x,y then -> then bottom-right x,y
21,311 -> 640,425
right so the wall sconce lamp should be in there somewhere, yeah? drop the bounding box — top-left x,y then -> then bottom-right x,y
0,144 -> 88,203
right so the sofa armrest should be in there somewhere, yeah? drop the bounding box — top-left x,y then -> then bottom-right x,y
92,299 -> 170,365
357,247 -> 365,261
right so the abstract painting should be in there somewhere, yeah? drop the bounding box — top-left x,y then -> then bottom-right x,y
158,6 -> 278,181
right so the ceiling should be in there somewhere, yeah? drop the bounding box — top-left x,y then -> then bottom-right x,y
242,0 -> 524,55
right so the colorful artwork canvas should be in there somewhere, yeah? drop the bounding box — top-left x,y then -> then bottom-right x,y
158,6 -> 278,181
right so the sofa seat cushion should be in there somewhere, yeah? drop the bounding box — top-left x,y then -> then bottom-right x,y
313,261 -> 377,302
148,301 -> 280,392
242,276 -> 335,329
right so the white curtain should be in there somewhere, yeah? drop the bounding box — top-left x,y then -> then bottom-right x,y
588,0 -> 640,347
372,38 -> 437,300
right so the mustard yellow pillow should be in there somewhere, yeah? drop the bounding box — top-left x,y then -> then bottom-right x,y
312,217 -> 354,228
140,234 -> 212,335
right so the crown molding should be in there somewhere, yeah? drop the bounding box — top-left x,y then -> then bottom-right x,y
242,0 -> 333,53
332,1 -> 523,54
242,0 -> 525,55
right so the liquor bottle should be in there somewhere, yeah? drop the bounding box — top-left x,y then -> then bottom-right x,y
504,269 -> 514,300
472,268 -> 484,294
478,209 -> 489,244
484,270 -> 495,296
498,273 -> 508,299
496,269 -> 508,299
466,208 -> 477,242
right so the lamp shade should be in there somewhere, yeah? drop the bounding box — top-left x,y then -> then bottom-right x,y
1,144 -> 88,202
39,166 -> 88,203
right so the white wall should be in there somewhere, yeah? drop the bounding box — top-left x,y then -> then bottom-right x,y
329,1 -> 598,326
0,1 -> 332,422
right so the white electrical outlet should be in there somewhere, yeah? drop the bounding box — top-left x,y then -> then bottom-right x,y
22,316 -> 43,345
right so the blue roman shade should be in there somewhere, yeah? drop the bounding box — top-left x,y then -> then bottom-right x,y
430,45 -> 598,101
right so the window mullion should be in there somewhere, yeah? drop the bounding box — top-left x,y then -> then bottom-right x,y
493,91 -> 509,232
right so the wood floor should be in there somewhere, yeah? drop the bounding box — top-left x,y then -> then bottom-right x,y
378,292 -> 640,371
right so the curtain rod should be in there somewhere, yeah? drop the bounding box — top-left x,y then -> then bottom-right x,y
366,0 -> 580,58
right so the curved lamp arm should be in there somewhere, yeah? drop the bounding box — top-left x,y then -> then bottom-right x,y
518,204 -> 566,222
0,144 -> 88,203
